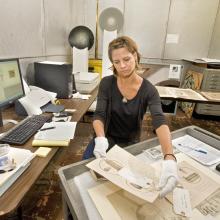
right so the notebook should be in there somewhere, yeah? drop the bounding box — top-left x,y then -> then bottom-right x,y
32,122 -> 77,147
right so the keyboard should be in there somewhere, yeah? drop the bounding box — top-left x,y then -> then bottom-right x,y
0,114 -> 52,145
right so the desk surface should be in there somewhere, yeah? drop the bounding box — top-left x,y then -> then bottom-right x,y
0,88 -> 97,217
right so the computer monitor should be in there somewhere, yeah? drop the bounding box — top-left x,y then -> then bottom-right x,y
0,58 -> 25,127
34,62 -> 75,99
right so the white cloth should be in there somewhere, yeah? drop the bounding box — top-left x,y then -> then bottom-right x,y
158,160 -> 178,198
93,137 -> 109,158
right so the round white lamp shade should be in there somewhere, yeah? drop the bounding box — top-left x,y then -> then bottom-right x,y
99,7 -> 124,31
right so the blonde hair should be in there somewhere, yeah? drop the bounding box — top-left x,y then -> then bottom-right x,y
108,36 -> 141,75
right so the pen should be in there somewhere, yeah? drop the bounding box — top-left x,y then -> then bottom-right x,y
178,143 -> 207,154
39,126 -> 56,131
195,149 -> 207,154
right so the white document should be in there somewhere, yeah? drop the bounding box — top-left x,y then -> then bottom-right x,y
172,135 -> 220,166
118,167 -> 153,188
173,188 -> 192,217
88,181 -> 185,220
200,91 -> 220,101
166,161 -> 220,208
19,86 -> 56,109
29,86 -> 57,100
0,147 -> 35,195
18,86 -> 57,116
87,145 -> 159,203
22,78 -> 31,94
155,86 -> 207,101
39,61 -> 66,65
166,34 -> 179,44
73,172 -> 103,220
34,122 -> 77,141
72,92 -> 91,100
168,64 -> 181,80
196,188 -> 220,217
143,145 -> 179,161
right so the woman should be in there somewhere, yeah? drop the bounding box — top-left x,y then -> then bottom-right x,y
83,36 -> 178,197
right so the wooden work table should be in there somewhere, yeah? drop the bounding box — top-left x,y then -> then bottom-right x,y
0,88 -> 98,218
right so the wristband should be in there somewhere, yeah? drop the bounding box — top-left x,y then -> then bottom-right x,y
164,153 -> 177,161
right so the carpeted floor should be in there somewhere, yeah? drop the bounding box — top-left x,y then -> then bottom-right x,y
15,109 -> 220,220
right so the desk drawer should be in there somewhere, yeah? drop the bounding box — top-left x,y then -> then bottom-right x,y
203,71 -> 220,91
195,103 -> 220,116
204,85 -> 220,91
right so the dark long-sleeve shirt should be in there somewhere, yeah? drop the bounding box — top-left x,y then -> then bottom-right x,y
93,75 -> 167,147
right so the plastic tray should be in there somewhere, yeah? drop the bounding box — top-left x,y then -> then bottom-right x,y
58,125 -> 220,220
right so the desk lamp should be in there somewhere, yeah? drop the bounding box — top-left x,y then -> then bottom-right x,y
68,26 -> 100,94
68,25 -> 94,74
98,7 -> 124,77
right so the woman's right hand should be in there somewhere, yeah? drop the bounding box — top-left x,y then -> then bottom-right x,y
94,137 -> 109,158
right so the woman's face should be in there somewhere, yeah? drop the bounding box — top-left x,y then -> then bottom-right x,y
111,47 -> 137,78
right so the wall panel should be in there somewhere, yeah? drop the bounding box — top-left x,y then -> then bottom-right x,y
97,0 -> 124,58
70,0 -> 97,57
0,0 -> 44,58
164,0 -> 219,60
208,4 -> 220,59
44,0 -> 72,56
1,0 -> 220,62
123,0 -> 170,59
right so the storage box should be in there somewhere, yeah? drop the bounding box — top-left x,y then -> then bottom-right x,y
58,126 -> 220,220
74,72 -> 100,94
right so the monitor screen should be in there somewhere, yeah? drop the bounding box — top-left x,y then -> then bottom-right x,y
0,59 -> 24,108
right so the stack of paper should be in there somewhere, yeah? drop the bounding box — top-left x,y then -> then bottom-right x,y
0,147 -> 35,196
34,147 -> 52,157
200,91 -> 220,102
172,135 -> 220,166
87,145 -> 159,203
155,86 -> 207,101
32,122 -> 77,147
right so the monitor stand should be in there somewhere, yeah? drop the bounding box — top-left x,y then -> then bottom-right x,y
0,109 -> 18,127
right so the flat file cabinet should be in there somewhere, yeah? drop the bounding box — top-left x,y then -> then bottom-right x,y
190,65 -> 220,116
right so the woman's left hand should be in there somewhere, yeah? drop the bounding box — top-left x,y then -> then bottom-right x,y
158,160 -> 178,198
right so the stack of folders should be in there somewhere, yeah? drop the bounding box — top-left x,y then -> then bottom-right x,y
32,122 -> 77,147
0,147 -> 35,196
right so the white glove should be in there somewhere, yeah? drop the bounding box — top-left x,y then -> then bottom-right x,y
93,137 -> 109,158
158,160 -> 178,198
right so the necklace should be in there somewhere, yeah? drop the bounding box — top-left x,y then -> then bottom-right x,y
122,97 -> 128,103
